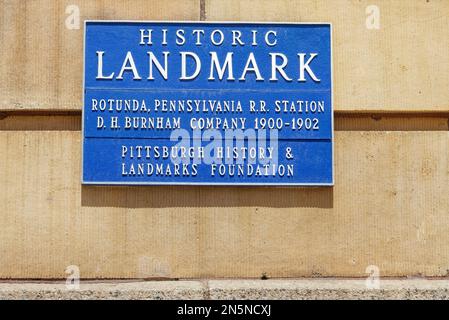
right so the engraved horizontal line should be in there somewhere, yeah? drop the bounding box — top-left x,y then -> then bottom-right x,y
84,87 -> 331,93
83,136 -> 332,141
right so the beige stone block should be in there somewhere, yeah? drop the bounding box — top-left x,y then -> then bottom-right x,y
2,0 -> 448,112
0,0 -> 200,111
0,124 -> 448,278
206,0 -> 449,112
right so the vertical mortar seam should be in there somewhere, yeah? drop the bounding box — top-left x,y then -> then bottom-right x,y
200,0 -> 206,21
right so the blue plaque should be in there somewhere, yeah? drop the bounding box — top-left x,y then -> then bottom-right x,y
82,21 -> 333,186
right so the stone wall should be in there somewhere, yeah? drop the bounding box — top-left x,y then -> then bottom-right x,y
0,0 -> 448,279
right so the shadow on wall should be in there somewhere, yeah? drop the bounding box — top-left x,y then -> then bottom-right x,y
81,186 -> 333,209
